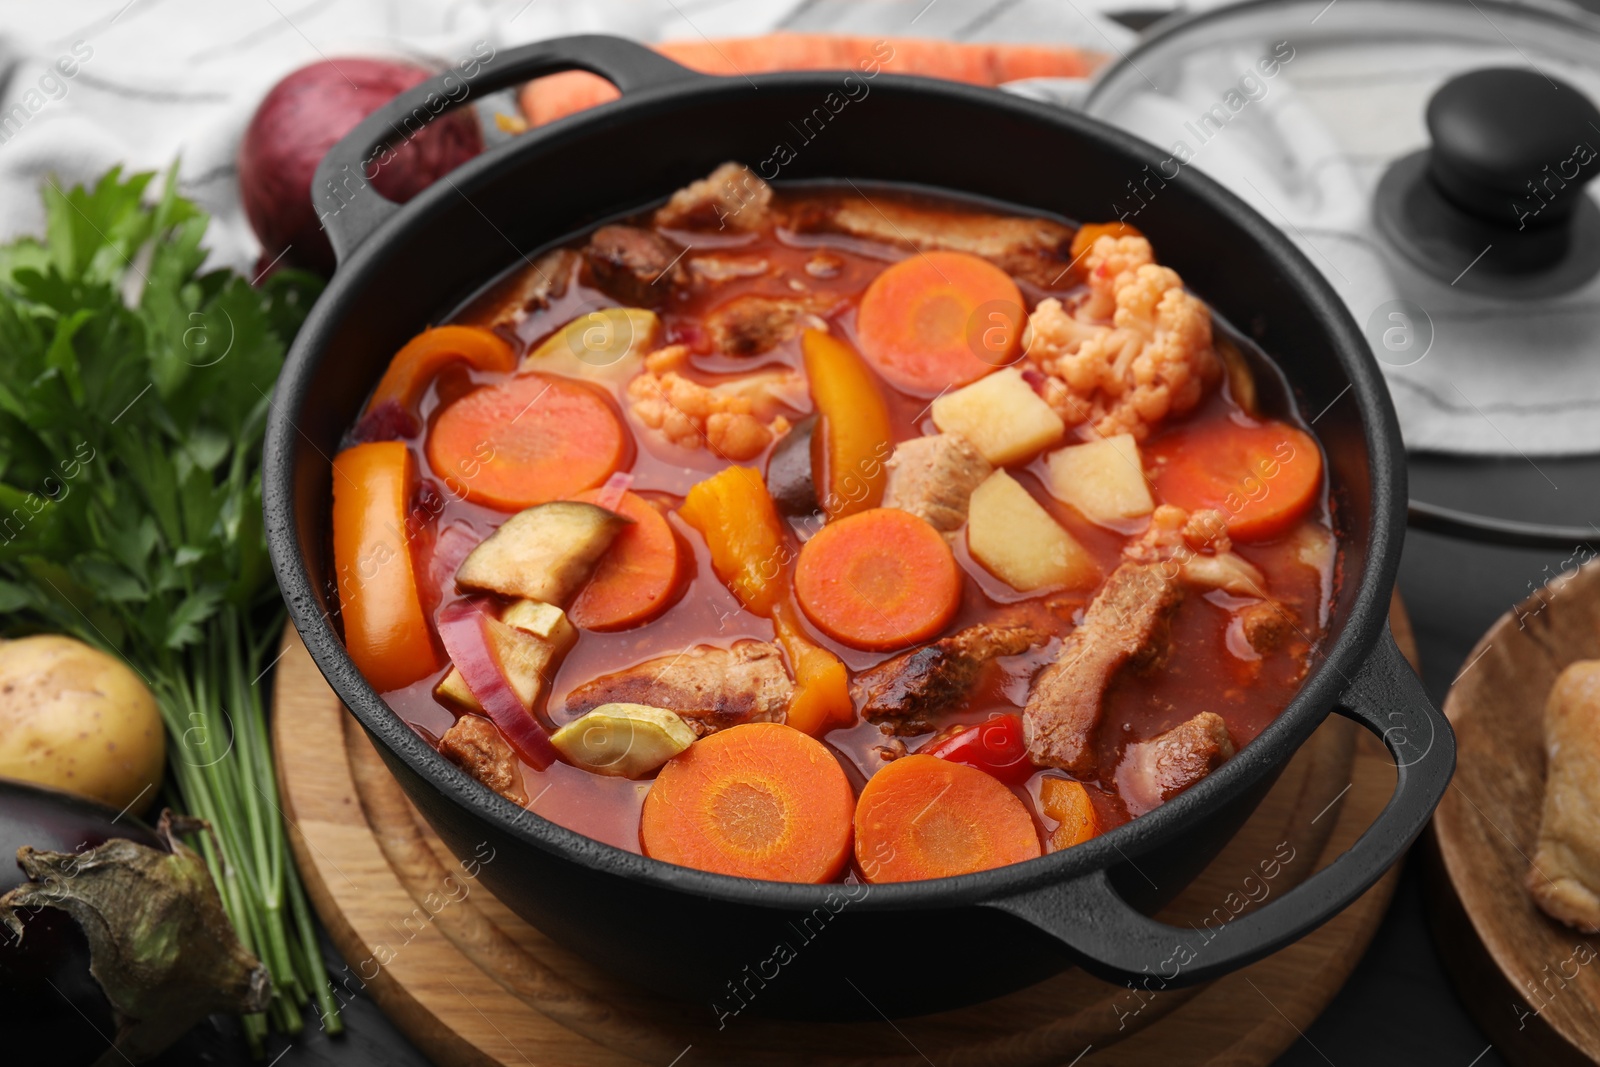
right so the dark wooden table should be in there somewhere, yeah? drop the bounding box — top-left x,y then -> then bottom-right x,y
150,449 -> 1596,1067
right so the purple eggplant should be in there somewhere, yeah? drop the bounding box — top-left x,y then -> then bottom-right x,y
0,779 -> 269,1064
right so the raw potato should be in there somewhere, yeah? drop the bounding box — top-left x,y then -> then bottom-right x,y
550,703 -> 697,778
1046,434 -> 1154,524
455,501 -> 629,605
523,307 -> 660,383
931,367 -> 1065,466
437,601 -> 577,713
967,471 -> 1099,592
0,635 -> 164,814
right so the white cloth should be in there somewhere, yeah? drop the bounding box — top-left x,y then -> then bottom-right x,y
0,0 -> 1128,276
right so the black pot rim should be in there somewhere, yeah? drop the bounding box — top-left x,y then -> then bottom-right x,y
264,65 -> 1402,914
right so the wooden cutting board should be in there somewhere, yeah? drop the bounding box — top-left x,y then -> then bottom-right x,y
1432,557 -> 1600,1065
273,595 -> 1417,1067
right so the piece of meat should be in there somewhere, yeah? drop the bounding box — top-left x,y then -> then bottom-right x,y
1238,600 -> 1292,655
438,715 -> 528,806
1115,712 -> 1235,816
882,433 -> 993,533
788,196 -> 1076,287
704,292 -> 837,357
856,623 -> 1045,735
562,640 -> 793,736
654,162 -> 774,232
582,224 -> 686,307
482,248 -> 577,332
687,254 -> 771,284
1023,563 -> 1186,774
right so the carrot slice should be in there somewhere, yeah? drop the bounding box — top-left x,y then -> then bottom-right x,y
794,507 -> 960,651
567,489 -> 683,631
426,373 -> 627,511
368,325 -> 516,414
1039,777 -> 1100,851
802,329 -> 892,521
331,441 -> 440,691
856,250 -> 1025,394
640,723 -> 854,882
855,755 -> 1041,883
1147,419 -> 1323,541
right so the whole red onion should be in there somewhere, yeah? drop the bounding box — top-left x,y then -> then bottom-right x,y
239,57 -> 484,277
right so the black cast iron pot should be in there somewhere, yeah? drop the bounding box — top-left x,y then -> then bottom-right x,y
264,34 -> 1454,1022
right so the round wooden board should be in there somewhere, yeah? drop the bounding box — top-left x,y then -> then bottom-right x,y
1432,557 -> 1600,1066
274,595 -> 1416,1067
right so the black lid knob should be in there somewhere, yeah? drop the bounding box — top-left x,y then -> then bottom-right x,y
1426,68 -> 1600,229
1373,66 -> 1600,297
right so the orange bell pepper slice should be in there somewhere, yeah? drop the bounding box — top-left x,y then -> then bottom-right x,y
331,441 -> 440,691
366,325 -> 516,416
678,466 -> 854,734
801,329 -> 892,521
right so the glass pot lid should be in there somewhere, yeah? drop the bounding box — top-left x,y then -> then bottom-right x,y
1073,0 -> 1600,460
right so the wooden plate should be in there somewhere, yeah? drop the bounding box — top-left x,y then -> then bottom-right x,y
274,596 -> 1416,1067
1433,557 -> 1600,1064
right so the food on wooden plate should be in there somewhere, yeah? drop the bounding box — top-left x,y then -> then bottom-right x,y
0,636 -> 165,814
1527,661 -> 1600,931
329,164 -> 1334,884
967,469 -> 1099,592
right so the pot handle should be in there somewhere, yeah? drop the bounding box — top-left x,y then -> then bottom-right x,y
988,628 -> 1454,987
313,35 -> 704,265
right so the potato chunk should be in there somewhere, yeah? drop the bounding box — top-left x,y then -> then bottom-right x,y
455,501 -> 628,605
931,367 -> 1065,466
967,471 -> 1098,592
1045,433 -> 1154,524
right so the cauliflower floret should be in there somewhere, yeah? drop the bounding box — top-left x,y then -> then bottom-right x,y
627,347 -> 792,461
1123,504 -> 1262,596
1026,235 -> 1219,441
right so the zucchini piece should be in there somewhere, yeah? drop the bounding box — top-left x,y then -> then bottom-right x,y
765,414 -> 819,517
551,703 -> 697,778
455,501 -> 629,605
436,601 -> 577,713
523,307 -> 660,383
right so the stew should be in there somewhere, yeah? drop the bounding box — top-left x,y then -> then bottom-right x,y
329,163 -> 1335,884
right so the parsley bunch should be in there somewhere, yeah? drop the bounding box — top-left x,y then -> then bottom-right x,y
0,167 -> 339,1048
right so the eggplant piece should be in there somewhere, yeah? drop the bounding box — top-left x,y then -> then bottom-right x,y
550,703 -> 697,778
436,600 -> 577,713
765,414 -> 819,517
0,780 -> 268,1065
455,501 -> 629,605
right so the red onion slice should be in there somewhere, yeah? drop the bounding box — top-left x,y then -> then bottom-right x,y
593,471 -> 634,512
436,599 -> 559,770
